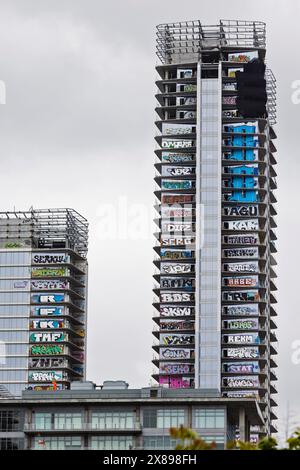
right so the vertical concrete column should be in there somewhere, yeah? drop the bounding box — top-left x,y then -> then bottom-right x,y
187,405 -> 193,429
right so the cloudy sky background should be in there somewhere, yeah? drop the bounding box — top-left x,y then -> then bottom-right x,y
0,0 -> 299,437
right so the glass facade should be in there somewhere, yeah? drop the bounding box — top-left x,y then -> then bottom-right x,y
0,410 -> 22,431
33,436 -> 82,450
0,251 -> 31,397
32,412 -> 82,430
193,408 -> 225,429
0,401 -> 236,451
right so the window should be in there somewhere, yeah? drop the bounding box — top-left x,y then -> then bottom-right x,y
1,344 -> 28,355
0,438 -> 24,450
0,410 -> 21,431
143,436 -> 178,450
0,279 -> 30,290
143,409 -> 157,428
33,436 -> 82,450
0,370 -> 27,381
143,409 -> 185,429
157,409 -> 185,428
0,357 -> 28,368
0,331 -> 28,341
90,436 -> 133,450
33,412 -> 52,430
0,266 -> 31,277
0,292 -> 30,303
203,435 -> 225,450
91,411 -> 135,430
193,408 -> 225,429
0,305 -> 29,316
0,252 -> 31,265
0,318 -> 28,329
54,412 -> 82,430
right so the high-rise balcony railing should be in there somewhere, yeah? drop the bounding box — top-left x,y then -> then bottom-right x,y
24,422 -> 142,433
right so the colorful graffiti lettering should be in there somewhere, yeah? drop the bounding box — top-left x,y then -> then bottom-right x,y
160,334 -> 194,346
223,376 -> 259,388
30,319 -> 65,329
223,248 -> 258,258
31,267 -> 67,277
32,254 -> 67,264
31,280 -> 68,290
160,320 -> 194,331
26,383 -> 64,391
161,153 -> 194,163
30,332 -> 66,343
224,304 -> 258,316
29,357 -> 65,368
30,344 -> 64,355
159,364 -> 191,375
31,294 -> 65,303
161,180 -> 193,190
160,292 -> 194,303
161,194 -> 194,204
160,249 -> 193,260
224,347 -> 259,359
31,307 -> 64,316
160,306 -> 193,317
160,348 -> 192,359
159,376 -> 193,388
28,371 -> 64,382
161,263 -> 192,274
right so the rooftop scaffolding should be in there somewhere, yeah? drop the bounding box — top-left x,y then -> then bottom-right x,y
0,208 -> 88,257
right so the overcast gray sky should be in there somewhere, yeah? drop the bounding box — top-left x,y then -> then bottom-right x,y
0,0 -> 298,437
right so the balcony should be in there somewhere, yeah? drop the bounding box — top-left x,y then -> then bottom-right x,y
156,105 -> 196,121
155,90 -> 197,107
155,77 -> 197,93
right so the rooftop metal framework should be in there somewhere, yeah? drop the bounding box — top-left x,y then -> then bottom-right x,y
0,208 -> 88,257
266,68 -> 277,125
156,19 -> 266,64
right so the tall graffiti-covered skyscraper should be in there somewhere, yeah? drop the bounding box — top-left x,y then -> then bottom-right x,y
152,20 -> 277,435
0,209 -> 88,397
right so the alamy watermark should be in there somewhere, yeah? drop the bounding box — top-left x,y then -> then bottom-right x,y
95,197 -> 204,250
291,339 -> 300,365
291,80 -> 300,104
